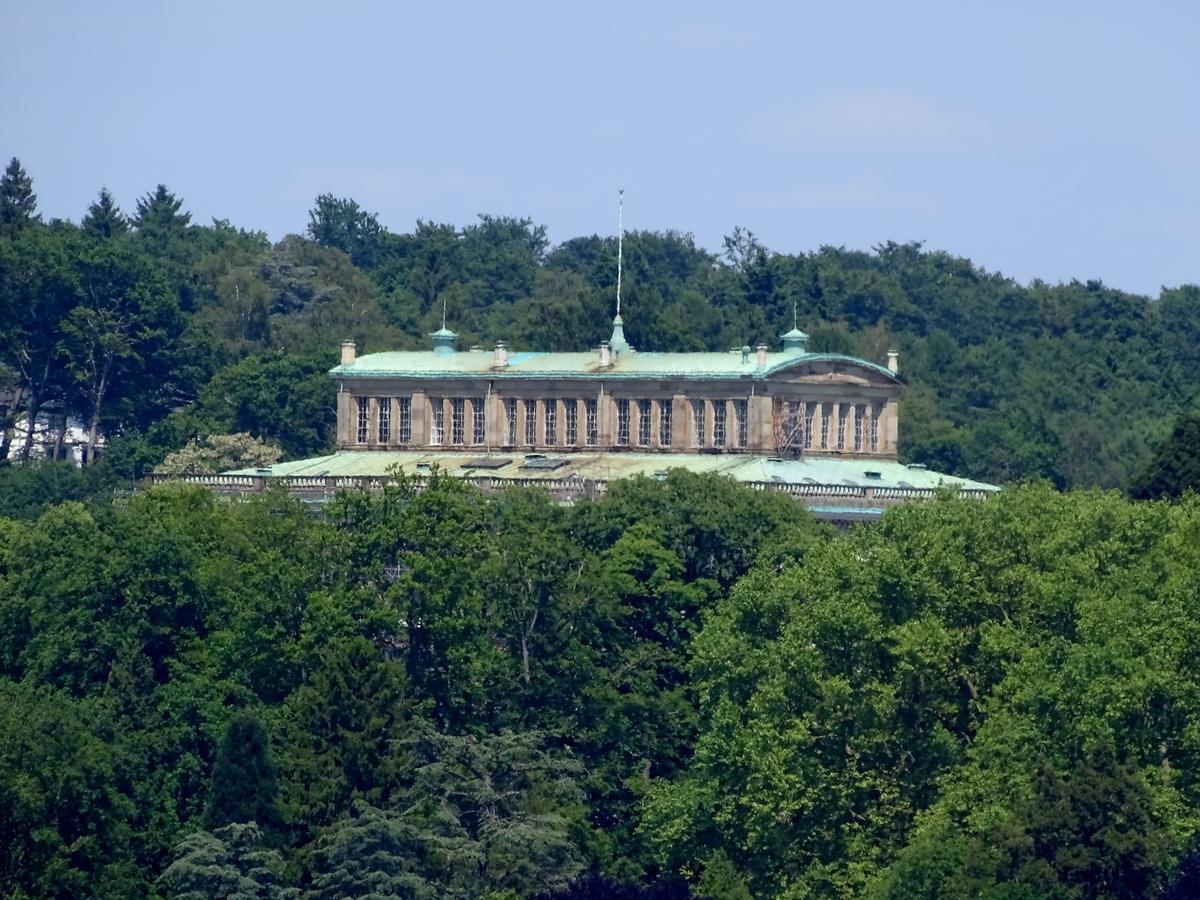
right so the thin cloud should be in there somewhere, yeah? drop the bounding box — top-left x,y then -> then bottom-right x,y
750,89 -> 1035,156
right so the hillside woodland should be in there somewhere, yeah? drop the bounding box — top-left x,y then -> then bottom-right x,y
4,160 -> 1200,898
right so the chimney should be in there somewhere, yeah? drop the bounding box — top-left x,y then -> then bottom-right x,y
887,349 -> 899,373
599,340 -> 612,368
493,340 -> 508,368
340,340 -> 356,365
756,344 -> 768,367
741,344 -> 752,364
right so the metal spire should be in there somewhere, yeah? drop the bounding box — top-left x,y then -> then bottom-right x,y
609,189 -> 629,354
616,189 -> 623,317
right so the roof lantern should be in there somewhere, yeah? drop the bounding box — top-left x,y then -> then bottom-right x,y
780,327 -> 809,354
609,314 -> 630,356
430,327 -> 458,356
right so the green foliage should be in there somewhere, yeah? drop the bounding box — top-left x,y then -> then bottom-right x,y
82,187 -> 129,238
1129,408 -> 1200,499
203,714 -> 282,834
154,432 -> 283,475
0,156 -> 38,233
161,823 -> 296,899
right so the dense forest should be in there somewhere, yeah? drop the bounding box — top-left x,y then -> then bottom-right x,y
3,156 -> 1200,493
5,157 -> 1200,898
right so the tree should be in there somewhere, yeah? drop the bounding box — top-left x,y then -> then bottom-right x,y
82,187 -> 129,238
203,714 -> 282,834
160,823 -> 296,899
0,223 -> 80,460
153,432 -> 283,475
58,239 -> 182,462
0,157 -> 38,233
310,802 -> 437,899
1129,408 -> 1200,499
306,193 -> 384,270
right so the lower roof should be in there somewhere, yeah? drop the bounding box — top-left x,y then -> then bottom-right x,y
227,450 -> 997,492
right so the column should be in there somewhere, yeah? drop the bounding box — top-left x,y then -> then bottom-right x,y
411,391 -> 429,447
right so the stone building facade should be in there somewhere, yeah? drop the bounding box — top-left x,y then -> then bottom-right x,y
331,325 -> 902,460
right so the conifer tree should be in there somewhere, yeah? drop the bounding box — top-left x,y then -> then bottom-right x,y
82,187 -> 128,238
202,714 -> 281,835
0,157 -> 38,233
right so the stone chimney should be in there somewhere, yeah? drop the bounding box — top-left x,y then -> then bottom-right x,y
756,344 -> 768,367
493,340 -> 508,368
599,340 -> 612,368
340,340 -> 356,365
887,349 -> 900,373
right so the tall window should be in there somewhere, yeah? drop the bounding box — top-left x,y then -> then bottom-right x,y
820,403 -> 831,449
431,399 -> 444,445
692,399 -> 706,447
545,400 -> 557,445
356,397 -> 369,444
837,403 -> 849,451
734,399 -> 748,448
378,397 -> 391,444
398,397 -> 412,444
637,400 -> 651,446
713,402 -> 726,447
471,397 -> 486,445
565,401 -> 578,446
804,402 -> 815,449
524,399 -> 537,445
658,399 -> 672,447
505,398 -> 517,445
870,406 -> 880,452
616,399 -> 630,445
451,398 -> 465,445
853,404 -> 864,451
585,399 -> 598,446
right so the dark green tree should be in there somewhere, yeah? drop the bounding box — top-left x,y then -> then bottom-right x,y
306,193 -> 384,269
82,186 -> 129,238
1129,408 -> 1200,499
0,157 -> 38,233
203,714 -> 282,834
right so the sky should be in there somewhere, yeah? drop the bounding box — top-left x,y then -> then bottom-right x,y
4,0 -> 1198,297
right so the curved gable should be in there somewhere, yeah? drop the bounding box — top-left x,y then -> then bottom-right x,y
763,354 -> 901,387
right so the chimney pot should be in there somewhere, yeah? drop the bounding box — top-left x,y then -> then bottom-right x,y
756,344 -> 768,367
340,340 -> 356,365
887,349 -> 900,373
599,340 -> 612,368
494,341 -> 508,368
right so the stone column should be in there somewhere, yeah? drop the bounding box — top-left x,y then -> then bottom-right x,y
336,388 -> 352,448
751,394 -> 773,452
671,394 -> 688,451
411,391 -> 429,447
884,398 -> 899,456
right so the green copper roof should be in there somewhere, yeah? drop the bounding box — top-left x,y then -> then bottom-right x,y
228,450 -> 994,492
330,349 -> 898,382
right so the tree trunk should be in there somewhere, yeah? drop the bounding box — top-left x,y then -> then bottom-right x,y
19,390 -> 43,461
84,363 -> 110,466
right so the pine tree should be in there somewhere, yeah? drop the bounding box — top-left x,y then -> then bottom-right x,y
202,714 -> 282,835
82,187 -> 128,238
133,183 -> 190,254
0,157 -> 38,233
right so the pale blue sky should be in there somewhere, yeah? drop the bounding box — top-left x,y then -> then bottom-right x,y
5,0 -> 1198,297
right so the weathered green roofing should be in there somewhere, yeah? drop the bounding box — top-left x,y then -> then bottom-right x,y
228,450 -> 995,491
329,349 -> 899,382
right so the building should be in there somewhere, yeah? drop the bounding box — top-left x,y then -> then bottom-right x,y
331,325 -> 900,459
184,316 -> 996,523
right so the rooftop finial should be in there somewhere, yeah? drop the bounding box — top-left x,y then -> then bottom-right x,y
793,301 -> 798,331
441,295 -> 448,331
